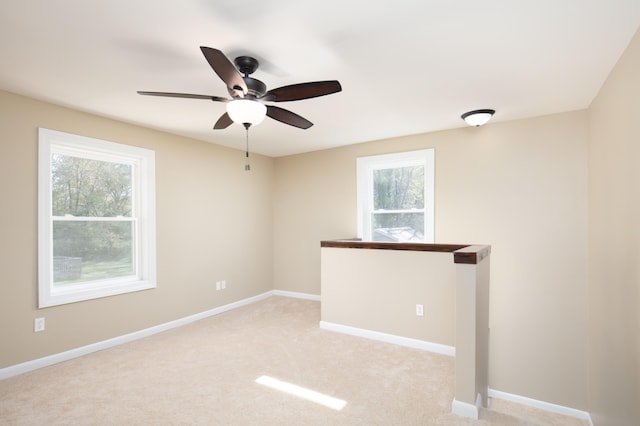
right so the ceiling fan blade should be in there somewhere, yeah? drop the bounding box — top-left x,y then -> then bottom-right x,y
200,46 -> 248,97
266,105 -> 313,129
137,91 -> 229,102
261,80 -> 342,102
214,112 -> 234,129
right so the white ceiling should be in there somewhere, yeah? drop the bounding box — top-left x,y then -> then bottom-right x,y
1,1 -> 639,157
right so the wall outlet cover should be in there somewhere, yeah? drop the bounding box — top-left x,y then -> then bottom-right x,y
34,317 -> 45,332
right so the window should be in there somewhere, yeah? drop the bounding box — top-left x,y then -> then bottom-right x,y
357,149 -> 434,243
38,128 -> 156,307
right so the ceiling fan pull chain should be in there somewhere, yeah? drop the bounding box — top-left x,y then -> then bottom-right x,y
244,124 -> 251,172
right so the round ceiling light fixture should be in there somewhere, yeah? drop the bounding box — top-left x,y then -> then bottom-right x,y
461,109 -> 495,127
227,99 -> 267,127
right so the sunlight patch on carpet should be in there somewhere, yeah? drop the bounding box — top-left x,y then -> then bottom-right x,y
255,375 -> 347,410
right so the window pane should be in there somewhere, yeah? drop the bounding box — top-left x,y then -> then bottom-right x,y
52,154 -> 132,217
373,166 -> 424,210
372,212 -> 424,242
52,220 -> 135,285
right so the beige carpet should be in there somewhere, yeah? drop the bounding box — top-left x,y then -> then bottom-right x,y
0,296 -> 588,425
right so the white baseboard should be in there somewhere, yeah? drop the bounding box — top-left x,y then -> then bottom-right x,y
271,289 -> 321,301
1,290 -> 280,380
488,388 -> 593,425
451,393 -> 482,419
318,320 -> 456,356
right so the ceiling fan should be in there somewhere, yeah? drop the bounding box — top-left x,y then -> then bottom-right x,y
138,46 -> 342,130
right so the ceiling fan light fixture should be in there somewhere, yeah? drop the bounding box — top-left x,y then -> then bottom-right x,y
461,109 -> 495,127
227,99 -> 267,126
138,48 -> 341,130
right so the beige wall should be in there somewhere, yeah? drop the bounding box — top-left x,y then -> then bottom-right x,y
274,111 -> 589,409
0,90 -> 274,368
587,29 -> 640,425
321,248 -> 456,346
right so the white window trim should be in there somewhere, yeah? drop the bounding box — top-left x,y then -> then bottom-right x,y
357,149 -> 435,243
38,128 -> 156,308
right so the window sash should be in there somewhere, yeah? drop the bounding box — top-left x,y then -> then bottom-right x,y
371,208 -> 425,214
51,217 -> 138,285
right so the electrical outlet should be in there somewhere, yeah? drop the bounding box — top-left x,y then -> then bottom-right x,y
34,317 -> 45,332
216,281 -> 221,291
221,280 -> 226,289
416,304 -> 424,317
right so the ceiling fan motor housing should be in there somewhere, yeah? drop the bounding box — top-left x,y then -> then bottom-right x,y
231,76 -> 266,99
230,56 -> 266,98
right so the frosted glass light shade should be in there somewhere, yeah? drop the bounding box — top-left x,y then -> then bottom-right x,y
227,100 -> 267,126
461,109 -> 495,126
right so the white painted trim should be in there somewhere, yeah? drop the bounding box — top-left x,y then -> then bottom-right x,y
488,388 -> 593,424
319,320 -> 455,356
0,291 -> 275,380
451,397 -> 480,419
272,289 -> 321,301
38,128 -> 157,308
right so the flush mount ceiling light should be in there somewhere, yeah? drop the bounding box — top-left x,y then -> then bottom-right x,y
226,99 -> 267,128
461,109 -> 495,127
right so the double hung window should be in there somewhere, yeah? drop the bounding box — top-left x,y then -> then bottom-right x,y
38,128 -> 156,307
357,149 -> 434,243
